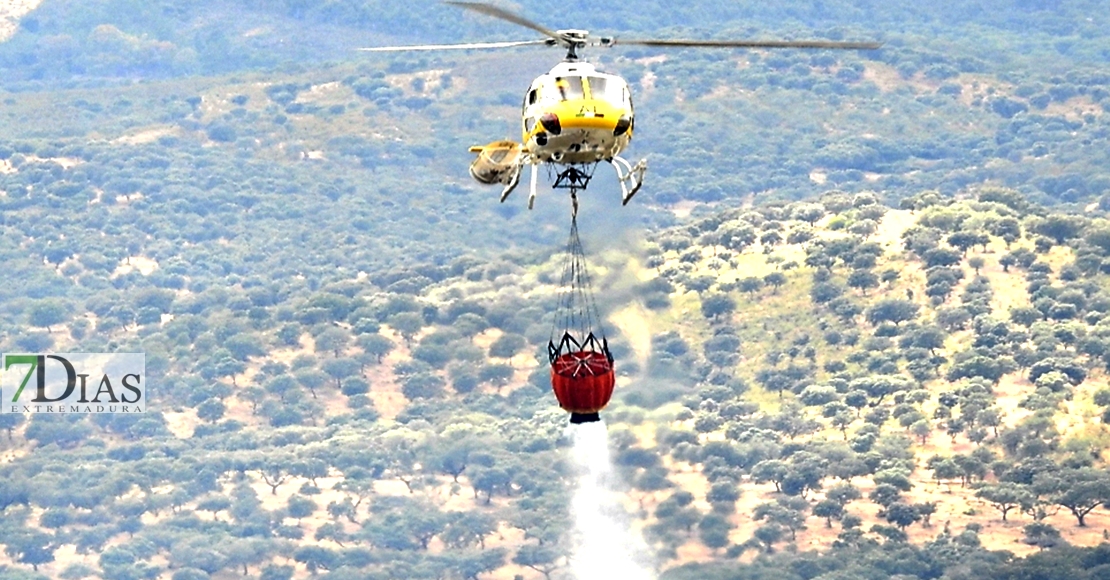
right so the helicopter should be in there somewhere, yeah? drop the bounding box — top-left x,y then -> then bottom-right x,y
360,2 -> 881,215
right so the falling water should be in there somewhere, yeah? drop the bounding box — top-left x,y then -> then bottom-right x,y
567,421 -> 656,580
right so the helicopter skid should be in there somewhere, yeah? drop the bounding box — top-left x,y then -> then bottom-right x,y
528,162 -> 539,210
612,155 -> 647,205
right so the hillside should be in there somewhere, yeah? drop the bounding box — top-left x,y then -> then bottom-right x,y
626,193 -> 1110,561
6,184 -> 1110,579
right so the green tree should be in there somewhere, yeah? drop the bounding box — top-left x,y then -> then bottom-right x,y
738,277 -> 764,296
763,271 -> 787,293
753,497 -> 808,540
866,299 -> 919,326
196,495 -> 231,521
402,373 -> 446,399
813,499 -> 845,527
751,523 -> 786,553
488,332 -> 527,364
847,269 -> 879,295
258,460 -> 292,495
196,398 -> 225,423
968,256 -> 985,274
698,513 -> 732,550
442,511 -> 498,549
222,539 -> 272,576
358,333 -> 395,364
1032,215 -> 1085,244
884,502 -> 922,530
28,300 -> 69,332
870,483 -> 903,507
340,376 -> 370,397
260,565 -> 294,580
751,459 -> 788,493
947,231 -> 988,256
287,495 -> 317,523
478,364 -> 515,391
322,357 -> 360,389
5,532 -> 55,571
388,312 -> 425,344
1023,521 -> 1062,549
706,481 -> 741,511
225,333 -> 265,360
701,293 -> 735,321
975,482 -> 1035,522
512,544 -> 561,580
315,327 -> 350,357
295,368 -> 329,399
1035,468 -> 1110,527
292,545 -> 337,574
791,203 -> 825,224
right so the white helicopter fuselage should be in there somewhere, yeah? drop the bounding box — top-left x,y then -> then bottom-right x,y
519,62 -> 634,165
467,61 -> 646,210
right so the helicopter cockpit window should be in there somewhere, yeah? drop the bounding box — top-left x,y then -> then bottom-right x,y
587,76 -> 628,105
553,76 -> 584,101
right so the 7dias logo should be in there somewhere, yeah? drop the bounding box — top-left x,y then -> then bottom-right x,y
2,353 -> 145,413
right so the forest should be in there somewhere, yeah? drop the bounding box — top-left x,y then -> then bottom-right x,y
1,0 -> 1110,579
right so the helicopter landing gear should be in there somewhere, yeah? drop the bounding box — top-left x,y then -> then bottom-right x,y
504,159 -> 645,212
551,165 -> 595,217
612,155 -> 647,206
498,157 -> 526,203
527,162 -> 539,210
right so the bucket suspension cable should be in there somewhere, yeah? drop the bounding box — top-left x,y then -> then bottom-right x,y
549,214 -> 610,363
548,214 -> 615,425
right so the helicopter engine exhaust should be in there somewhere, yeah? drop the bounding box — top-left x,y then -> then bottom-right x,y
467,140 -> 524,185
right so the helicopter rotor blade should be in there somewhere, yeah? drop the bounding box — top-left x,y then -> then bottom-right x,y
611,38 -> 882,50
358,39 -> 549,52
444,1 -> 563,42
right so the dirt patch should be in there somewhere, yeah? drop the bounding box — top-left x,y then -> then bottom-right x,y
113,127 -> 177,145
668,200 -> 699,219
862,62 -> 908,93
870,208 -> 916,248
1043,96 -> 1103,122
472,328 -> 502,352
385,69 -> 454,98
112,256 -> 159,277
973,241 -> 1032,314
992,373 -> 1034,429
366,327 -> 409,421
162,409 -> 198,439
